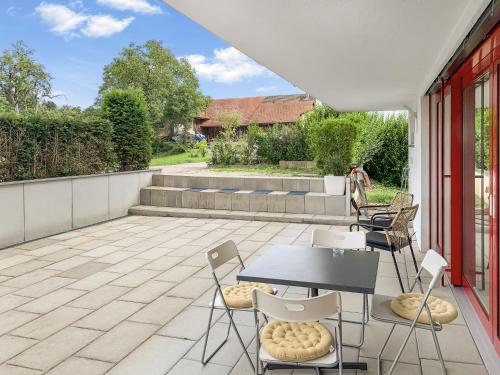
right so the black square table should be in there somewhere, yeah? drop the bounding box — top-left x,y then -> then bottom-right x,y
238,245 -> 379,294
237,245 -> 380,371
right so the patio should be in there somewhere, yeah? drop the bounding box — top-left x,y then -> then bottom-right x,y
0,215 -> 488,375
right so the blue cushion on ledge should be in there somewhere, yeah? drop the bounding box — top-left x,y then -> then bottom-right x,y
252,189 -> 273,195
287,191 -> 307,196
218,188 -> 239,193
185,188 -> 205,192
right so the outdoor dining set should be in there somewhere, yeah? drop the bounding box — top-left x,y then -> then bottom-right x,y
200,192 -> 459,375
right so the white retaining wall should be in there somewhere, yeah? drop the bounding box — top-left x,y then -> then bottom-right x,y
0,169 -> 158,249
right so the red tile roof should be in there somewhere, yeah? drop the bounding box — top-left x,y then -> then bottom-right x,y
196,94 -> 315,128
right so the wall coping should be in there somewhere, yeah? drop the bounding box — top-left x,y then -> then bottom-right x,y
0,168 -> 161,187
154,173 -> 326,180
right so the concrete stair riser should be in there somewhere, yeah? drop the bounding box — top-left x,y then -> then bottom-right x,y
153,174 -> 325,192
141,187 -> 347,216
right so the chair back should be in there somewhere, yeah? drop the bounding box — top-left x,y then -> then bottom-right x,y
385,204 -> 419,250
252,289 -> 341,322
420,249 -> 448,289
205,240 -> 240,272
389,192 -> 414,212
311,229 -> 366,249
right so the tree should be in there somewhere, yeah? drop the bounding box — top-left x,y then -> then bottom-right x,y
102,89 -> 153,171
301,103 -> 338,128
0,95 -> 10,113
215,110 -> 242,141
98,40 -> 209,138
0,41 -> 53,113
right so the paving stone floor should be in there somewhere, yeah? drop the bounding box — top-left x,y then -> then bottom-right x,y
0,216 -> 489,374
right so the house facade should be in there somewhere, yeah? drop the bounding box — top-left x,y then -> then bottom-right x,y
164,0 -> 500,359
194,94 -> 315,140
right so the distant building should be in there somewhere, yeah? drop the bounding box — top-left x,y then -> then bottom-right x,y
194,94 -> 315,139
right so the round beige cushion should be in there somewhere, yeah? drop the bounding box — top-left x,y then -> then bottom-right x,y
222,282 -> 273,308
390,293 -> 458,324
260,320 -> 333,362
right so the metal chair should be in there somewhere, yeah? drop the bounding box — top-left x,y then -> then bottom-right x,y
252,289 -> 344,375
310,229 -> 368,348
311,228 -> 366,250
202,240 -> 275,371
351,204 -> 419,293
371,249 -> 451,375
351,192 -> 414,231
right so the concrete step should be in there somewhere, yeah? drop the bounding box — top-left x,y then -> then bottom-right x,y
140,186 -> 349,216
129,205 -> 355,225
151,174 -> 325,192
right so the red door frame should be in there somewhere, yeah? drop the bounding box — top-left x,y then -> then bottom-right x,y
437,24 -> 500,354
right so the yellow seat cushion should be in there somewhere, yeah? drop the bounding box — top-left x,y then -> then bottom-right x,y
222,282 -> 273,308
260,320 -> 333,362
390,293 -> 458,324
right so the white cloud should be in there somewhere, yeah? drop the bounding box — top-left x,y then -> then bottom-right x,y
256,86 -> 278,93
35,2 -> 134,38
97,0 -> 162,14
35,2 -> 87,36
7,6 -> 21,16
184,47 -> 268,83
82,15 -> 134,37
68,0 -> 84,10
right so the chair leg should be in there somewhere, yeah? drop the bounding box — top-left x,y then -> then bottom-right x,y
391,251 -> 405,293
201,299 -> 231,365
408,239 -> 419,275
430,320 -> 448,375
224,306 -> 255,372
377,324 -> 396,375
202,290 -> 254,372
386,324 -> 415,375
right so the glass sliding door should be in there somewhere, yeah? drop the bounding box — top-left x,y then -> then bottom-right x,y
463,74 -> 491,313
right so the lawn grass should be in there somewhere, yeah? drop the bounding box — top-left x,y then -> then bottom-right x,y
208,163 -> 319,176
150,151 -> 211,166
366,182 -> 400,204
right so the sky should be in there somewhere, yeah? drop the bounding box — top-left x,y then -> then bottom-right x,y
0,0 -> 302,108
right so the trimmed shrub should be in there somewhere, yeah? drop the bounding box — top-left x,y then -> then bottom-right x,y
247,123 -> 311,163
151,139 -> 185,155
307,114 -> 362,175
102,89 -> 153,171
210,137 -> 251,165
354,113 -> 408,186
0,112 -> 116,182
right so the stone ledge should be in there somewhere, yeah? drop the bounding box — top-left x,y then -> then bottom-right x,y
151,174 -> 325,192
128,205 -> 354,225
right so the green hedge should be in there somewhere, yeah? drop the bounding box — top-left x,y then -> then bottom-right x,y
247,123 -> 311,164
0,112 -> 116,182
151,139 -> 185,155
354,113 -> 408,186
307,114 -> 363,175
102,89 -> 153,171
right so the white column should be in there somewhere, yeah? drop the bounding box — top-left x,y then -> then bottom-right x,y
408,95 -> 430,251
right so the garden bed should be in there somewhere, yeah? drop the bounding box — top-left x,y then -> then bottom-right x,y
208,164 -> 320,176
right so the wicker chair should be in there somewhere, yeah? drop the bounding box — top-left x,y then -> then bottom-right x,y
350,204 -> 419,293
351,191 -> 414,231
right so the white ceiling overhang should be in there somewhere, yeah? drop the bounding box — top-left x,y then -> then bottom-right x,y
163,0 -> 490,111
